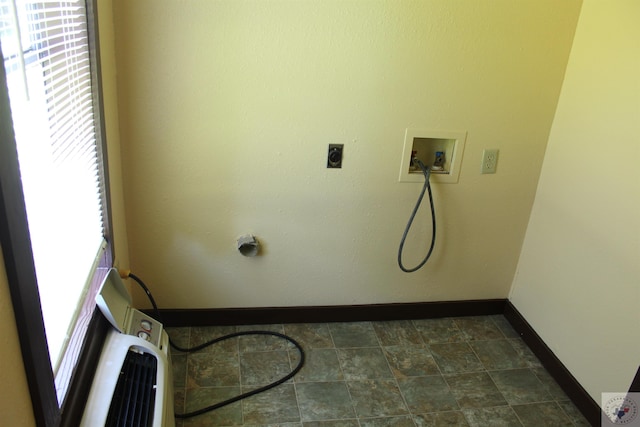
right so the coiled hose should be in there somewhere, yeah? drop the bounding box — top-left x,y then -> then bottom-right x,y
397,158 -> 436,272
126,272 -> 305,419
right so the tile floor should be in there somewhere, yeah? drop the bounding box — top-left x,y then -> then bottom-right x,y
167,315 -> 591,427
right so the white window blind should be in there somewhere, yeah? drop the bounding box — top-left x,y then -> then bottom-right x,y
0,0 -> 105,402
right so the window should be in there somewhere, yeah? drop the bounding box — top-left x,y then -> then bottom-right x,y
0,0 -> 111,424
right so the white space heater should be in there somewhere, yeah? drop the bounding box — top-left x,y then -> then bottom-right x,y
81,268 -> 175,427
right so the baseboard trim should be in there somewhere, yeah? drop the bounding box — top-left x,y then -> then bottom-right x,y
503,301 -> 600,426
155,298 -> 507,327
630,366 -> 640,393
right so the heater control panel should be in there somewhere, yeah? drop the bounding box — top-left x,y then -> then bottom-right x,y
127,309 -> 163,347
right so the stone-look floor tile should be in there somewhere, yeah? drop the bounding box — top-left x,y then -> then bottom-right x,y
397,376 -> 459,413
444,372 -> 507,409
508,339 -> 542,368
469,340 -> 529,370
241,350 -> 292,386
166,327 -> 191,354
462,406 -> 522,427
490,315 -> 521,339
347,379 -> 408,418
291,348 -> 343,382
242,424 -> 301,427
247,424 -> 302,427
244,424 -> 301,427
174,387 -> 185,415
183,386 -> 242,427
296,382 -> 356,421
429,342 -> 484,374
512,402 -> 573,427
384,346 -> 439,378
360,415 -> 416,427
373,320 -> 424,347
284,323 -> 334,349
237,325 -> 287,352
187,351 -> 239,388
556,400 -> 592,426
337,348 -> 393,380
303,420 -> 360,427
189,325 -> 238,353
173,353 -> 187,388
412,411 -> 470,426
413,318 -> 466,344
489,369 -> 553,405
453,317 -> 505,341
174,317 -> 593,427
531,367 -> 568,400
329,322 -> 379,348
241,384 -> 300,424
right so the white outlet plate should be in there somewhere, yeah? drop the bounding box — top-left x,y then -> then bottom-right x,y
481,148 -> 499,174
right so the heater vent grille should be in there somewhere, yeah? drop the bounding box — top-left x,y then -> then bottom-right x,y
105,349 -> 158,427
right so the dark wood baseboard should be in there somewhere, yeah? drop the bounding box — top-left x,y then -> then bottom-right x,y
503,301 -> 600,426
630,366 -> 640,393
154,298 -> 508,327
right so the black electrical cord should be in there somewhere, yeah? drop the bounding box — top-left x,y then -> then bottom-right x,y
398,158 -> 437,272
127,272 -> 305,419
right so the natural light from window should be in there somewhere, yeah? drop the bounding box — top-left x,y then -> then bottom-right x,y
1,0 -> 105,401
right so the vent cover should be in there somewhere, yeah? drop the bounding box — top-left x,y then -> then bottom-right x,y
106,349 -> 158,427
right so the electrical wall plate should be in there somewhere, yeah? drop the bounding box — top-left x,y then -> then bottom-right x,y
327,144 -> 343,168
481,148 -> 499,174
399,129 -> 467,183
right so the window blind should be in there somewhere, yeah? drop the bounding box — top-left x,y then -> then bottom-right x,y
1,0 -> 105,402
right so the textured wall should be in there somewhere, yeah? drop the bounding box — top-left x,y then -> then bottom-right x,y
112,0 -> 581,309
510,0 -> 639,402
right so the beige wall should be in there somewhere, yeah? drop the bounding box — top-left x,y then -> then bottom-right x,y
112,0 -> 581,309
0,250 -> 36,427
510,0 -> 639,402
